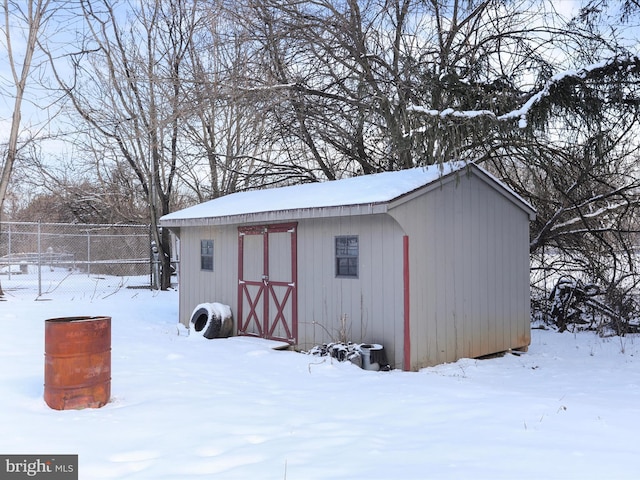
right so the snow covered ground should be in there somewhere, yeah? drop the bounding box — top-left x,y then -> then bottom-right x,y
1,281 -> 640,479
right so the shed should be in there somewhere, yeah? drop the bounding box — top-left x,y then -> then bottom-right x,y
160,162 -> 536,370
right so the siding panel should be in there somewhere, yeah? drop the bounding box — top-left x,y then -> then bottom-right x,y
178,226 -> 239,331
389,170 -> 531,369
295,215 -> 405,368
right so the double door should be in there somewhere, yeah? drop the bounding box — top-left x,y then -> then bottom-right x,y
237,223 -> 297,343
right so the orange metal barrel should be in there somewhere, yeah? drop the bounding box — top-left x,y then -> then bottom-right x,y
44,316 -> 111,410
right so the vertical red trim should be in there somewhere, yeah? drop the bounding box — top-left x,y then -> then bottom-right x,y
403,235 -> 411,371
237,230 -> 244,332
263,227 -> 269,335
290,225 -> 298,341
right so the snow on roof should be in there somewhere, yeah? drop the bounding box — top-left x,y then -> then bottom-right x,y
161,161 -> 466,222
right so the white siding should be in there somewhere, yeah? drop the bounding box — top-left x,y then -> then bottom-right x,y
177,225 -> 239,330
389,171 -> 531,369
177,216 -> 407,368
295,215 -> 405,369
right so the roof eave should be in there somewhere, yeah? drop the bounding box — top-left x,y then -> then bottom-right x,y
384,163 -> 536,220
160,202 -> 390,228
470,165 -> 537,221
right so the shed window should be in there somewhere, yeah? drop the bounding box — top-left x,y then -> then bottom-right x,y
200,239 -> 214,271
335,236 -> 358,278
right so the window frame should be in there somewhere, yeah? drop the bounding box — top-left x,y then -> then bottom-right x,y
335,235 -> 359,278
200,239 -> 214,271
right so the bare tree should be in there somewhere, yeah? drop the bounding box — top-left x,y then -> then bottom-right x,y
179,0 -> 276,201
46,0 -> 201,289
0,0 -> 56,296
405,2 -> 640,324
233,0 -> 640,324
14,147 -> 150,224
0,0 -> 51,218
234,1 -> 581,174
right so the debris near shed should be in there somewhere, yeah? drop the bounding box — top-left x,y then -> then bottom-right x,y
548,275 -> 640,336
307,342 -> 391,371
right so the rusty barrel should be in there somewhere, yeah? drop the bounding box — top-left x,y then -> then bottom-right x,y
44,316 -> 111,410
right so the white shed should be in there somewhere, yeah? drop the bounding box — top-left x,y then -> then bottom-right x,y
160,162 -> 536,370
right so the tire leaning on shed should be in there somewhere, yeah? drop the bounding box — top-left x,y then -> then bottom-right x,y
189,303 -> 233,339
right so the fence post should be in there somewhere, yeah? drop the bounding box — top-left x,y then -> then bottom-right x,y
149,227 -> 154,289
37,221 -> 42,297
7,223 -> 11,281
87,230 -> 91,277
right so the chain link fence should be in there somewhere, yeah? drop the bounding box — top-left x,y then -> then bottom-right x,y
0,222 -> 154,298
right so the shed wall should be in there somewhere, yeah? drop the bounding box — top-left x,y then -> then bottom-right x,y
177,225 -> 239,329
176,215 -> 407,368
389,171 -> 531,369
295,214 -> 405,369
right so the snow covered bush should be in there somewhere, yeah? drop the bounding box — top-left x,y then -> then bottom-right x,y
544,275 -> 640,336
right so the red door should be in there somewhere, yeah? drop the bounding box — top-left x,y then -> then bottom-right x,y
237,223 -> 298,343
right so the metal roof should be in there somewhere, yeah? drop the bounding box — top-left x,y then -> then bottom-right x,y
160,162 -> 535,228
